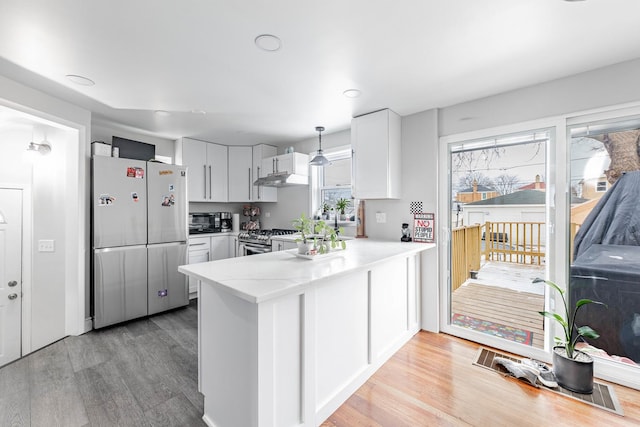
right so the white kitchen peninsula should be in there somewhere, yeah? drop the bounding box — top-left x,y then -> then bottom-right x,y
178,239 -> 435,427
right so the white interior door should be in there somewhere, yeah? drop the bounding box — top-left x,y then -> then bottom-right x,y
0,188 -> 23,367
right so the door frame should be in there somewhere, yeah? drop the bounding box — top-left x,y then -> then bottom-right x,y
0,183 -> 32,356
438,116 -> 563,363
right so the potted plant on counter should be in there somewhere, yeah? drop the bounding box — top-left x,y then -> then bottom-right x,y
336,198 -> 350,221
292,213 -> 347,256
312,220 -> 346,254
533,278 -> 606,393
292,213 -> 314,254
322,203 -> 331,220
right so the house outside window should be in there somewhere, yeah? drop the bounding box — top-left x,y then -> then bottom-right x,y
310,147 -> 355,224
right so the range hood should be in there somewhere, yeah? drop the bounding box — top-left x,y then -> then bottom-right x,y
253,171 -> 308,187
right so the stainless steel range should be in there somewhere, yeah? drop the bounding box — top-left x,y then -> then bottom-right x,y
237,229 -> 297,256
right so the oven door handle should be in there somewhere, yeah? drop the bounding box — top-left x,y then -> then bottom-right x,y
241,242 -> 271,254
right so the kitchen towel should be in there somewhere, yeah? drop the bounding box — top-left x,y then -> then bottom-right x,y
233,213 -> 240,232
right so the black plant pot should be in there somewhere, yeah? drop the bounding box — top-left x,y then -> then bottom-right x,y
552,346 -> 594,394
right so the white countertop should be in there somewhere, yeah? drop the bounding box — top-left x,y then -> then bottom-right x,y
178,239 -> 435,303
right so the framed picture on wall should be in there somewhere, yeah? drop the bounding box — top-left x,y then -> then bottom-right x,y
413,212 -> 435,243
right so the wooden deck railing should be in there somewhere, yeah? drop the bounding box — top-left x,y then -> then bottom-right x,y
483,221 -> 545,265
451,224 -> 482,292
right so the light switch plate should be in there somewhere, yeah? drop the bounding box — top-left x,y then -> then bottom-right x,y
375,212 -> 386,223
38,239 -> 55,252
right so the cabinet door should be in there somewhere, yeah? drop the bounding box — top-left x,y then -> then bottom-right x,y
188,237 -> 211,295
211,235 -> 231,260
207,143 -> 228,202
183,138 -> 208,202
228,146 -> 253,202
253,145 -> 277,202
262,156 -> 277,175
276,152 -> 309,175
351,109 -> 401,199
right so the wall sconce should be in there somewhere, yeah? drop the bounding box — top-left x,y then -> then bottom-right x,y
26,140 -> 52,156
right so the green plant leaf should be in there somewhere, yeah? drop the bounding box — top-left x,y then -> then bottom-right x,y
533,278 -> 565,296
539,311 -> 568,328
577,326 -> 600,339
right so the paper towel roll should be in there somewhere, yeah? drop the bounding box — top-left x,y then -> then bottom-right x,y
232,213 -> 240,232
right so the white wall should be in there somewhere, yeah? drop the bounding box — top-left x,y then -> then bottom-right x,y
439,58 -> 640,137
0,72 -> 90,350
92,120 -> 176,161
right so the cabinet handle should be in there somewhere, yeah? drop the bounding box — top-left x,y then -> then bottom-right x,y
272,158 -> 276,173
257,166 -> 261,200
189,243 -> 207,247
275,157 -> 279,173
209,165 -> 212,199
248,168 -> 252,200
203,165 -> 207,199
8,280 -> 17,287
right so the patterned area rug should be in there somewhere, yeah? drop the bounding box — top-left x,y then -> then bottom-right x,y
452,313 -> 533,346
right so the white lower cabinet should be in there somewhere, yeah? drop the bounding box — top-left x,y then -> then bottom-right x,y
187,237 -> 211,295
271,239 -> 298,252
187,234 -> 234,296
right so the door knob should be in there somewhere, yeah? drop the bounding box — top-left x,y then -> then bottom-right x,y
8,293 -> 18,300
8,280 -> 17,287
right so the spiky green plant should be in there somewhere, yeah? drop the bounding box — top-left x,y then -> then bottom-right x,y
533,278 -> 606,359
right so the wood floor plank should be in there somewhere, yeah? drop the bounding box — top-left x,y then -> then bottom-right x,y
0,357 -> 30,427
322,332 -> 640,427
28,340 -> 89,427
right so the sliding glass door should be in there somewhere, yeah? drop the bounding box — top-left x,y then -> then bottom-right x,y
444,129 -> 551,351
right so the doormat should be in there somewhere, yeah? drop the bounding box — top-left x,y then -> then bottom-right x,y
473,347 -> 624,416
452,313 -> 533,346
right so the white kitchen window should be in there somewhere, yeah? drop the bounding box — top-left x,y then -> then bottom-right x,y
310,146 -> 355,224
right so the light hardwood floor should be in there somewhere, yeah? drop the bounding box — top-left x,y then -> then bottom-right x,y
322,331 -> 640,427
3,301 -> 640,426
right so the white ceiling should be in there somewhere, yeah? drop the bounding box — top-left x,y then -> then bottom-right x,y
1,0 -> 640,146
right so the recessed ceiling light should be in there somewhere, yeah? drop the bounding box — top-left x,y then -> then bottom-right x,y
563,0 -> 586,2
255,34 -> 282,52
154,110 -> 171,117
66,74 -> 95,86
191,109 -> 207,115
343,89 -> 362,98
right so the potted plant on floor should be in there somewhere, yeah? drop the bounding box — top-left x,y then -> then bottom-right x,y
533,278 -> 606,393
336,198 -> 350,221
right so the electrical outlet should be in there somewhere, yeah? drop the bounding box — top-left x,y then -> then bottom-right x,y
375,212 -> 386,223
38,239 -> 55,252
265,212 -> 271,218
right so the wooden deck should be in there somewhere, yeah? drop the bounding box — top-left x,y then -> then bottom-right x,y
452,282 -> 545,349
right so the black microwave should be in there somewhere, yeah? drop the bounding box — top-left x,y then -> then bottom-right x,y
189,213 -> 221,234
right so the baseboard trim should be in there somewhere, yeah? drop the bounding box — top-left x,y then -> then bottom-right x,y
83,317 -> 93,334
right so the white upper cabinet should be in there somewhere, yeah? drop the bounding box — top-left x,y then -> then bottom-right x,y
351,109 -> 401,199
228,146 -> 253,202
252,144 -> 277,202
262,152 -> 309,176
179,137 -> 228,202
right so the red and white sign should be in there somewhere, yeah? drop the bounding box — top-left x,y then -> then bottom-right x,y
413,212 -> 435,243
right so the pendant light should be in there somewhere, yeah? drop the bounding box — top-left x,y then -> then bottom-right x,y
309,126 -> 330,166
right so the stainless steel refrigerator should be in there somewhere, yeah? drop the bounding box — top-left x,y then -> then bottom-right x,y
92,157 -> 188,329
